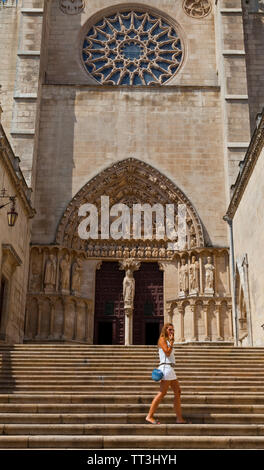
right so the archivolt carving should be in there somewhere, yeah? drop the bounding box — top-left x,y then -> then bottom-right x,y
55,158 -> 205,252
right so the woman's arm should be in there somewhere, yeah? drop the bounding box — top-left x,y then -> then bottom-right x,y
158,336 -> 174,357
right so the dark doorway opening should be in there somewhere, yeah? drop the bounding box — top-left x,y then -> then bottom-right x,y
145,322 -> 160,345
133,263 -> 164,345
94,262 -> 124,345
97,321 -> 113,345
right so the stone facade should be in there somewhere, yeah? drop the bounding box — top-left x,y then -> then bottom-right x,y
0,108 -> 35,343
225,109 -> 264,347
0,0 -> 263,345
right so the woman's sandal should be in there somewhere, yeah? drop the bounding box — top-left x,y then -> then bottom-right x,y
145,417 -> 161,425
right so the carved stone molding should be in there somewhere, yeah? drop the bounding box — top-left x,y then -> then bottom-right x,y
56,158 -> 205,251
59,0 -> 85,15
183,0 -> 211,19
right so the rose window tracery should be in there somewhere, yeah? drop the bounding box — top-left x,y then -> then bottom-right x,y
82,9 -> 183,85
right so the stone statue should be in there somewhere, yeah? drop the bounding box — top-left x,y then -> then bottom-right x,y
152,247 -> 159,258
130,247 -> 137,258
60,254 -> 70,292
30,262 -> 41,292
159,247 -> 166,258
123,247 -> 130,258
204,256 -> 215,294
44,254 -> 57,291
145,246 -> 152,258
71,259 -> 82,294
137,246 -> 144,258
179,258 -> 189,296
123,269 -> 135,310
189,255 -> 199,294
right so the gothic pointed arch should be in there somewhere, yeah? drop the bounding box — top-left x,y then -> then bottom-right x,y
55,158 -> 205,251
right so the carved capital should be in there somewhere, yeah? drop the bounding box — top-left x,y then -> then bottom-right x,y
119,258 -> 141,272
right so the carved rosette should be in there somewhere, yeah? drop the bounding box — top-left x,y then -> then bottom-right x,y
59,0 -> 85,15
183,0 -> 211,19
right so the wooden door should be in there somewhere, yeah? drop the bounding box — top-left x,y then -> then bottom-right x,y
133,263 -> 164,345
94,262 -> 125,345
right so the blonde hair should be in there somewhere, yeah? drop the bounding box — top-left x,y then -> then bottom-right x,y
158,323 -> 174,345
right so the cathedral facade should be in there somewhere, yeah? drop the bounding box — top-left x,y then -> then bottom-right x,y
0,0 -> 263,346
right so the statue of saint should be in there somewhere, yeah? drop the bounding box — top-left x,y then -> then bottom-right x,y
205,256 -> 215,293
44,254 -> 57,291
179,258 -> 189,295
60,254 -> 70,291
123,269 -> 135,309
189,255 -> 199,293
71,259 -> 82,293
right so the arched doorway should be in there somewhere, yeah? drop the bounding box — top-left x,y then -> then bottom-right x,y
133,263 -> 164,345
94,261 -> 124,345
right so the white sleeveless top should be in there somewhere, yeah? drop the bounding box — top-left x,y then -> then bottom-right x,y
157,340 -> 177,380
159,340 -> 175,366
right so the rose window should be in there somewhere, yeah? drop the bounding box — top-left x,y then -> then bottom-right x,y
82,10 -> 183,85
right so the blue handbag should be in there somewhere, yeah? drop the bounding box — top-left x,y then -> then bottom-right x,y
151,368 -> 164,382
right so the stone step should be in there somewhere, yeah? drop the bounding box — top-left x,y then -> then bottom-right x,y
0,403 -> 263,414
1,393 -> 264,405
2,366 -> 264,373
1,345 -> 264,449
0,341 -> 263,348
1,376 -> 264,384
0,412 -> 264,425
2,434 -> 264,449
1,384 -> 264,392
1,423 -> 264,436
2,352 -> 264,357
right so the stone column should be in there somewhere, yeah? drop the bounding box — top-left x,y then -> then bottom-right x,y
119,259 -> 141,346
216,302 -> 223,341
190,303 -> 197,341
178,304 -> 185,343
35,299 -> 42,340
228,305 -> 234,341
48,300 -> 55,340
203,302 -> 210,341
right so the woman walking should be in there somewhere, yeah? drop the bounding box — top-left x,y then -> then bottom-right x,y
146,323 -> 187,425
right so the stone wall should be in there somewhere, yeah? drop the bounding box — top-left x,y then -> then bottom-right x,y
0,119 -> 34,344
233,144 -> 264,346
242,0 -> 264,133
32,85 -> 227,247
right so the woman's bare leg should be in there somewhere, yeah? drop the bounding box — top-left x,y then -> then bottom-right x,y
170,380 -> 186,423
146,380 -> 170,424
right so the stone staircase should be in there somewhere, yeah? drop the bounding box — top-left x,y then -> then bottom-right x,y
1,344 -> 264,449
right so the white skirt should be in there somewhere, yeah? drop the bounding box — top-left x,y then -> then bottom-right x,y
158,364 -> 177,381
